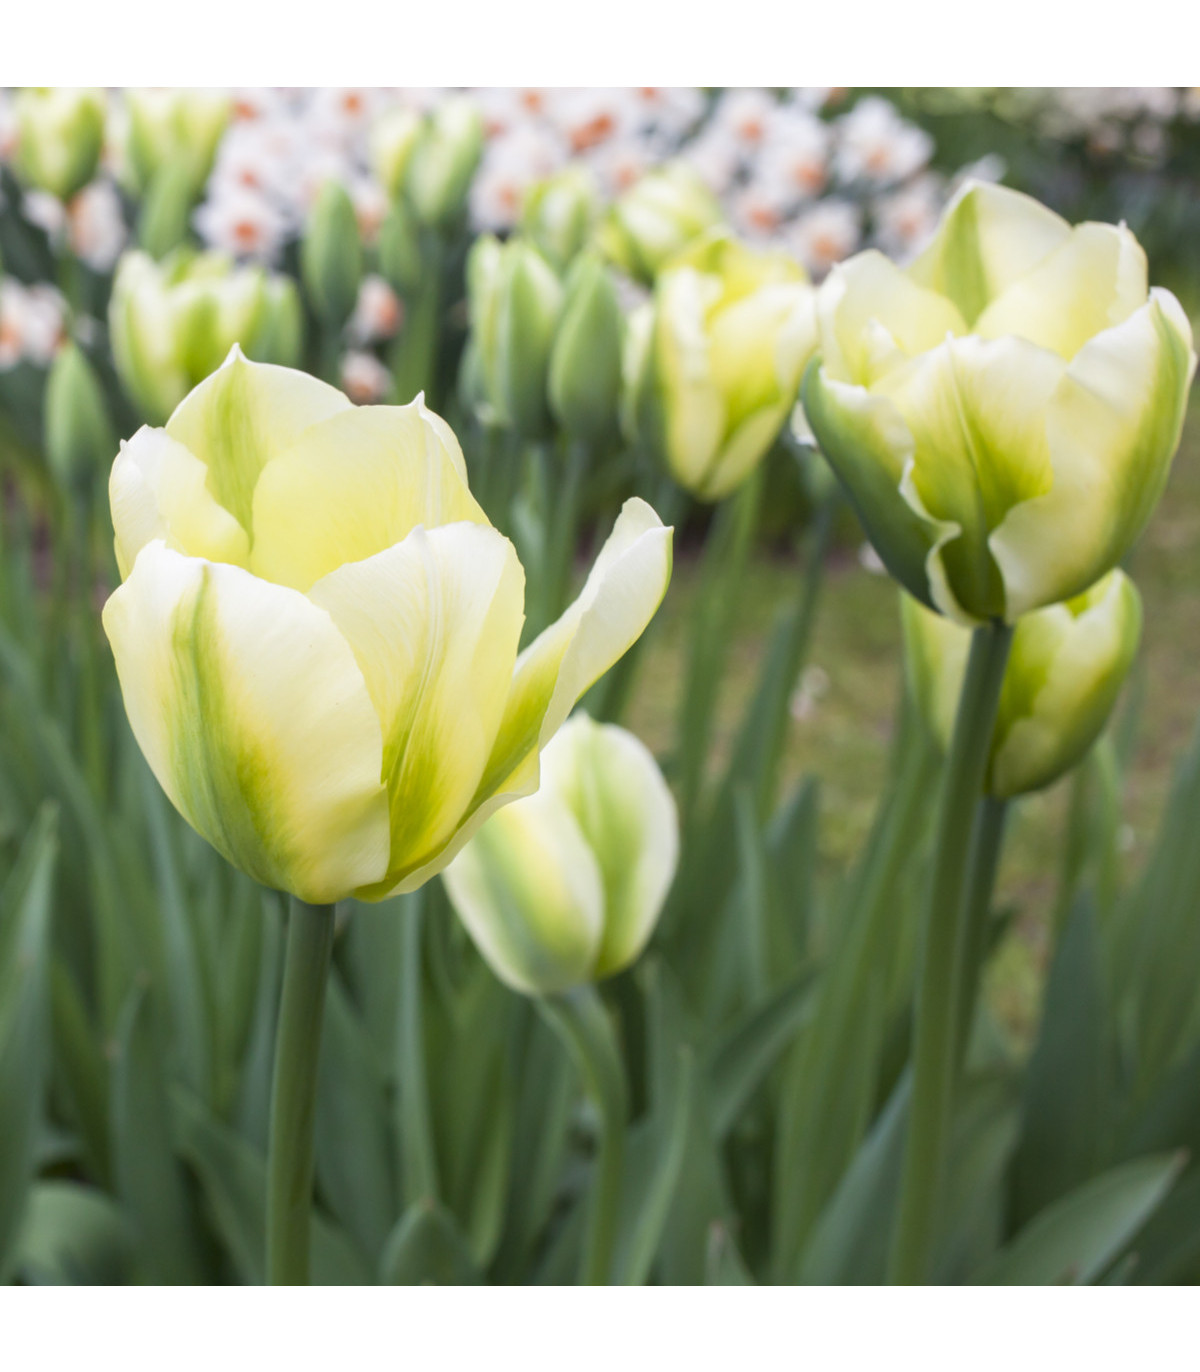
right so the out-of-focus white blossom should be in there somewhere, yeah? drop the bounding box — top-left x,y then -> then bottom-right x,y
835,96 -> 934,186
341,348 -> 392,403
349,274 -> 403,344
787,199 -> 862,277
68,180 -> 128,271
22,188 -> 67,239
194,185 -> 288,262
872,174 -> 942,262
0,280 -> 66,369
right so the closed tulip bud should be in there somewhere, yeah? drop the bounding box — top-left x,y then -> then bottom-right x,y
14,88 -> 106,202
443,713 -> 678,995
300,181 -> 364,330
44,341 -> 117,492
548,252 -> 623,446
597,162 -> 723,284
522,165 -> 602,270
102,350 -> 672,905
468,236 -> 563,439
404,97 -> 484,230
625,229 -> 818,501
110,249 -> 304,423
804,181 -> 1196,626
902,570 -> 1142,798
378,197 -> 423,297
123,88 -> 230,197
370,106 -> 423,200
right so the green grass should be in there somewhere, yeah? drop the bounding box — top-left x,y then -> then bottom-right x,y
629,410 -> 1200,1045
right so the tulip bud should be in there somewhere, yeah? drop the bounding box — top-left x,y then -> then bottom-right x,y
110,249 -> 303,423
521,165 -> 602,271
804,181 -> 1197,626
597,162 -> 723,284
902,571 -> 1142,798
123,88 -> 230,197
443,714 -> 679,996
548,252 -> 623,446
300,181 -> 364,330
404,97 -> 484,230
14,88 -> 106,202
370,106 -> 423,200
467,236 -> 563,439
378,197 -> 423,298
625,229 -> 818,501
44,341 -> 117,492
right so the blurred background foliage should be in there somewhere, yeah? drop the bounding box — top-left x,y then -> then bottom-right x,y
1,87 -> 1200,1285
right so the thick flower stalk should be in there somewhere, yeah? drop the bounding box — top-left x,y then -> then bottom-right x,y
902,570 -> 1142,798
109,249 -> 303,425
804,180 -> 1196,624
101,349 -> 673,909
624,230 -> 818,501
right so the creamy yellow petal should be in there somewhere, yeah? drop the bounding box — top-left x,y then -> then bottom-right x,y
657,267 -> 727,488
442,791 -> 604,996
990,290 -> 1196,619
102,542 -> 390,903
250,399 -> 489,591
306,521 -> 525,899
389,498 -> 673,895
909,180 -> 1071,325
541,714 -> 678,979
878,334 -> 1065,621
110,426 -> 250,578
817,250 -> 967,386
165,346 -> 350,533
974,222 -> 1147,360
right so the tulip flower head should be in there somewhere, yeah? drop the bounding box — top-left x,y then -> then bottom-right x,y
102,351 -> 672,905
110,249 -> 303,424
902,570 -> 1142,797
443,713 -> 679,995
624,229 -> 818,501
14,87 -> 107,202
597,161 -> 724,284
804,181 -> 1196,625
122,88 -> 231,196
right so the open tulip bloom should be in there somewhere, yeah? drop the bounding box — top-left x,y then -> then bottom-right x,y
101,348 -> 673,909
804,180 -> 1196,625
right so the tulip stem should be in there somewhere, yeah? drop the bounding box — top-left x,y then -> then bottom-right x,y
956,794 -> 1010,1063
266,897 -> 335,1285
888,619 -> 1013,1285
539,986 -> 628,1285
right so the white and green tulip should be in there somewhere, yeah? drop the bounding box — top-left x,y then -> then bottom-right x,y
14,87 -> 107,202
625,229 -> 818,501
102,350 -> 673,906
804,180 -> 1196,624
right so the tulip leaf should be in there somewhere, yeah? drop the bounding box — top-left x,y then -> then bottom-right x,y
110,985 -> 205,1284
173,1089 -> 371,1285
705,1223 -> 756,1285
0,807 -> 58,1281
707,971 -> 816,1140
378,1202 -> 482,1284
1011,894 -> 1114,1227
799,1072 -> 909,1284
972,1153 -> 1183,1285
48,957 -> 111,1186
10,1181 -> 136,1285
1120,1166 -> 1200,1284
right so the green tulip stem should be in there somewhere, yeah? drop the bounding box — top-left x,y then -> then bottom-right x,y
888,619 -> 1013,1285
390,234 -> 444,406
539,986 -> 628,1285
266,897 -> 335,1285
956,794 -> 1010,1062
